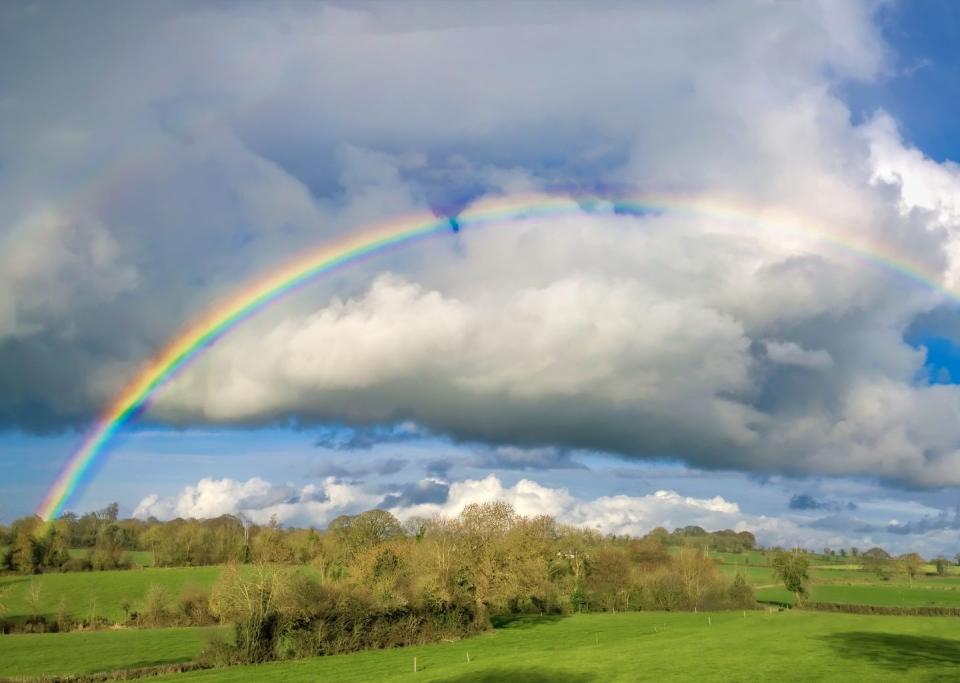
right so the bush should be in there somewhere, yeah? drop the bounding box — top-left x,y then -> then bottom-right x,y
62,556 -> 93,572
140,583 -> 174,627
727,573 -> 755,608
801,601 -> 960,617
178,582 -> 214,625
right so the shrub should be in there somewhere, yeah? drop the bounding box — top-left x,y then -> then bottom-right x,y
178,582 -> 214,625
140,583 -> 174,627
727,573 -> 755,608
62,556 -> 93,572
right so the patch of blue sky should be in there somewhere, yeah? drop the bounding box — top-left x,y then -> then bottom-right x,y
842,0 -> 960,163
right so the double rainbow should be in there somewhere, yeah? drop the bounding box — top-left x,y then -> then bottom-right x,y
36,192 -> 955,520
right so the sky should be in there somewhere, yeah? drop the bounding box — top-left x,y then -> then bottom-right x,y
4,0 -> 960,556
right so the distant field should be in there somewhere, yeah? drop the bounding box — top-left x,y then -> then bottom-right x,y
0,626 -> 222,679
756,580 -> 960,607
716,563 -> 775,584
151,611 -> 960,682
707,549 -> 769,566
0,566 -> 222,621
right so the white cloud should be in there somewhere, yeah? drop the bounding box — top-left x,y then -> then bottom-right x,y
133,475 -> 379,527
763,340 -> 834,369
136,472 -> 960,556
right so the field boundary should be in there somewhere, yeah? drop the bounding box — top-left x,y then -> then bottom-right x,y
0,661 -> 210,683
757,599 -> 960,617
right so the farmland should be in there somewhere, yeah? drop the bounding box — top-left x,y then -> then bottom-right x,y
0,626 -> 222,679
0,566 -> 222,622
154,611 -> 960,683
2,611 -> 958,682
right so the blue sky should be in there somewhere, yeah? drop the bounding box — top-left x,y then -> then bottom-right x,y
4,1 -> 960,556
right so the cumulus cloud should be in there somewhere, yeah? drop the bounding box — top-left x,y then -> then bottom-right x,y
5,1 -> 960,491
133,476 -> 379,526
135,473 -> 960,555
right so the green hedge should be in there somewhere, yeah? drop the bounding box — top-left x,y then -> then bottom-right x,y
800,601 -> 960,616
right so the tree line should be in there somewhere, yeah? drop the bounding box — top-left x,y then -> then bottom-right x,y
1,503 -> 756,663
0,505 -> 757,574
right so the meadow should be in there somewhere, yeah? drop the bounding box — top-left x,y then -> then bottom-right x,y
2,611 -> 958,682
0,566 -> 221,621
143,610 -> 960,683
0,626 -> 222,679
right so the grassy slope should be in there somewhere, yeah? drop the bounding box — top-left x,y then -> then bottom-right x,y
711,552 -> 960,607
0,566 -> 221,621
0,626 -> 222,678
757,581 -> 960,607
153,611 -> 960,683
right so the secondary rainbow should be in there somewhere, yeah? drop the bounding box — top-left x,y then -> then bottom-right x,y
36,192 -> 960,520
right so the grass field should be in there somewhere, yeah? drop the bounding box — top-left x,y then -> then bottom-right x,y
139,610 -> 960,682
0,566 -> 222,621
756,581 -> 960,607
0,626 -> 222,679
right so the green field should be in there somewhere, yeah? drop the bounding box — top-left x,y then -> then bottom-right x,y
0,566 -> 222,621
757,581 -> 960,608
0,626 -> 222,678
151,611 -> 960,682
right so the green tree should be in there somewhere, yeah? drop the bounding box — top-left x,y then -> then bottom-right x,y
771,551 -> 810,605
40,525 -> 70,570
12,529 -> 40,574
728,572 -> 755,607
897,553 -> 925,586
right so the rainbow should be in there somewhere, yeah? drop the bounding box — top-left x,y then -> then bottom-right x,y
36,192 -> 957,520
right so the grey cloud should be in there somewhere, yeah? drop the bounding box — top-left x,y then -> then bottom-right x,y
380,479 -> 451,508
314,457 -> 409,480
789,494 -> 858,512
314,423 -> 430,451
425,459 -> 454,479
7,1 -> 960,490
886,509 -> 960,536
467,446 -> 587,472
808,514 -> 877,534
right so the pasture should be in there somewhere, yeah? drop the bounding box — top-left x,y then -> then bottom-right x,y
0,626 -> 222,679
0,566 -> 221,621
146,611 -> 960,682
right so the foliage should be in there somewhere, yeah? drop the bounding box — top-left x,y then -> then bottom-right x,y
771,551 -> 810,604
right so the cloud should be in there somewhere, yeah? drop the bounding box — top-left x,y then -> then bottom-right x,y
133,476 -> 379,527
425,459 -> 454,479
314,423 -> 429,451
789,493 -> 857,512
135,472 -> 960,555
7,1 -> 960,491
379,479 -> 450,509
314,457 -> 409,481
764,340 -> 834,369
466,446 -> 587,471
